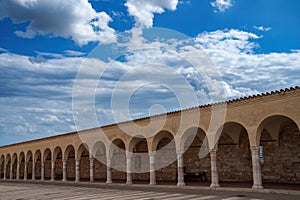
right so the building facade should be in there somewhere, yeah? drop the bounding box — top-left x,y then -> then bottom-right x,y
0,87 -> 300,189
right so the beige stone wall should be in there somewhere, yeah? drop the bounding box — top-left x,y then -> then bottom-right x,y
261,123 -> 300,183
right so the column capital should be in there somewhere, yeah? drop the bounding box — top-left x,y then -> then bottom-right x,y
126,152 -> 133,158
148,151 -> 156,156
89,157 -> 94,162
209,149 -> 217,153
176,150 -> 184,156
250,146 -> 260,151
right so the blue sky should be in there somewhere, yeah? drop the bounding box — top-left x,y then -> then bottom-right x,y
0,0 -> 300,146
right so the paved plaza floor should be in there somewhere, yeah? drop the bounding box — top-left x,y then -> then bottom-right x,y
0,181 -> 299,200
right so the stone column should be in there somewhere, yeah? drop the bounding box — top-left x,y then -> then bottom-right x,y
250,146 -> 263,189
41,162 -> 45,181
16,162 -> 20,180
62,160 -> 67,182
50,160 -> 55,181
0,163 -> 2,179
149,152 -> 156,185
106,156 -> 112,184
3,163 -> 6,180
126,152 -> 132,184
176,151 -> 185,187
75,159 -> 80,182
89,158 -> 94,183
210,149 -> 219,187
24,162 -> 27,180
9,161 -> 13,180
32,161 -> 36,180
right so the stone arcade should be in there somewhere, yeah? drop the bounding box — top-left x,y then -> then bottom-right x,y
0,87 -> 300,189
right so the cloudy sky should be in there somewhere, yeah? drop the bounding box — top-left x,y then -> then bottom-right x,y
0,0 -> 299,146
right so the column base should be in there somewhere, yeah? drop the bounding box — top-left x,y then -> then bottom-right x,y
62,179 -> 67,182
149,182 -> 156,186
252,185 -> 263,190
210,183 -> 220,188
106,180 -> 112,184
41,178 -> 45,181
50,178 -> 55,181
177,182 -> 185,187
126,181 -> 132,184
75,179 -> 79,183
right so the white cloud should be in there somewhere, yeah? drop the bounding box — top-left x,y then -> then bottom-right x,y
0,0 -> 116,45
211,0 -> 233,12
1,28 -> 300,145
254,26 -> 272,32
125,0 -> 178,27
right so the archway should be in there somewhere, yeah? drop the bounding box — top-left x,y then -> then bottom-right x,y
5,154 -> 11,179
26,151 -> 33,179
11,153 -> 17,179
77,144 -> 90,182
153,131 -> 177,184
43,149 -> 51,180
216,122 -> 252,186
0,155 -> 4,179
92,141 -> 107,182
181,127 -> 210,186
64,145 -> 75,181
34,150 -> 42,180
53,147 -> 63,181
258,115 -> 300,184
19,152 -> 25,179
110,138 -> 126,183
129,136 -> 149,183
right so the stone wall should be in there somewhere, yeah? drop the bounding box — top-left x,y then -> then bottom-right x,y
261,123 -> 300,183
217,131 -> 252,182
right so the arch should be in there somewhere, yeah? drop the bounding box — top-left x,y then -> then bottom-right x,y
43,148 -> 51,162
92,141 -> 106,156
77,143 -> 89,160
53,146 -> 63,181
25,151 -> 33,179
26,151 -> 33,162
11,153 -> 17,179
64,145 -> 75,160
64,144 -> 75,181
257,114 -> 300,184
34,150 -> 42,162
53,146 -> 63,161
110,138 -> 126,182
5,154 -> 11,179
92,141 -> 107,182
129,136 -> 149,182
151,130 -> 174,152
34,150 -> 42,180
181,127 -> 210,184
179,127 -> 208,153
256,114 -> 299,145
43,148 -> 51,180
77,143 -> 90,182
153,131 -> 177,184
109,138 -> 126,157
216,122 -> 252,183
0,155 -> 4,179
18,152 -> 25,179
